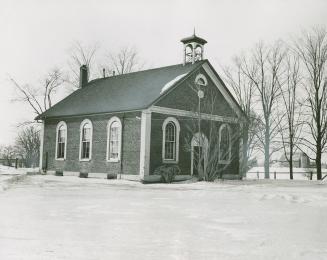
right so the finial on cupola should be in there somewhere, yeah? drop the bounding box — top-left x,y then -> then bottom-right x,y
181,30 -> 207,65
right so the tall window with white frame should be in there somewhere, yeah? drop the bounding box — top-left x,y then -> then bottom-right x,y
107,118 -> 122,161
164,122 -> 176,160
162,117 -> 180,163
219,124 -> 231,163
81,122 -> 91,160
56,122 -> 67,159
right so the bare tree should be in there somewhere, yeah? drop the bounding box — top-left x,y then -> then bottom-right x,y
246,111 -> 262,168
184,82 -> 241,181
294,27 -> 327,180
10,68 -> 66,120
277,52 -> 304,179
101,46 -> 144,76
242,42 -> 286,178
68,41 -> 98,89
0,145 -> 16,166
15,125 -> 40,167
222,56 -> 257,176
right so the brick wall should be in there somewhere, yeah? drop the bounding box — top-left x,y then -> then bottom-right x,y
42,112 -> 141,175
149,113 -> 240,176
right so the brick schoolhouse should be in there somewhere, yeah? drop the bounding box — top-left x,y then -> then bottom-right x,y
37,33 -> 246,182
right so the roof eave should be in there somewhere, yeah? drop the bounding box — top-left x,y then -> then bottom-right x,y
180,36 -> 207,45
36,108 -> 145,121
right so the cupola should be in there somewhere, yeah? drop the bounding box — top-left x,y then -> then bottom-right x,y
181,30 -> 207,65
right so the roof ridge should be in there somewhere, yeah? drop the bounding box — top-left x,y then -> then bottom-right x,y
36,59 -> 209,120
88,60 -> 207,85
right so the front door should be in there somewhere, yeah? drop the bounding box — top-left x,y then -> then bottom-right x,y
191,133 -> 208,178
193,146 -> 204,178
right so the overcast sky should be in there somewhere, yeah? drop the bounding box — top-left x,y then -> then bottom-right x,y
0,0 -> 327,146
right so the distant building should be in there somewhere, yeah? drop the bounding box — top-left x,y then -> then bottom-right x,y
247,158 -> 258,170
279,152 -> 310,168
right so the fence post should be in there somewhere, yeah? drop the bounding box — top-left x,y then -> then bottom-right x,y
257,171 -> 259,179
310,171 -> 313,180
274,171 -> 276,180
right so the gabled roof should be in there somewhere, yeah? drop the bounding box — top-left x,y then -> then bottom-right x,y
36,61 -> 205,120
36,59 -> 246,121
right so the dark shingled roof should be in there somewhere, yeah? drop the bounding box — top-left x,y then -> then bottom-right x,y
36,61 -> 205,119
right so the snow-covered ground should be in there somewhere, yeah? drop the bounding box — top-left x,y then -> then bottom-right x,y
0,165 -> 38,191
0,175 -> 327,259
0,165 -> 23,176
0,165 -> 39,176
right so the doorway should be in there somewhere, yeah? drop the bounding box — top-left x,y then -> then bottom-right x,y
191,133 -> 208,177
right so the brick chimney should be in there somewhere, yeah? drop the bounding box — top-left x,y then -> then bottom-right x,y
79,65 -> 88,88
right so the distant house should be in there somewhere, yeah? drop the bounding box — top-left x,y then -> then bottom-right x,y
37,33 -> 246,182
279,152 -> 310,168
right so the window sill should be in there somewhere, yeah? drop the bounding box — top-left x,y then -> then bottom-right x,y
107,159 -> 120,163
162,160 -> 178,164
55,158 -> 65,161
79,158 -> 91,162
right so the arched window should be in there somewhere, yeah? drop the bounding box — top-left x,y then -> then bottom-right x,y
195,74 -> 208,87
185,44 -> 193,63
107,117 -> 122,162
194,45 -> 203,61
165,122 -> 176,159
162,117 -> 180,162
219,124 -> 231,164
55,121 -> 67,160
79,119 -> 93,161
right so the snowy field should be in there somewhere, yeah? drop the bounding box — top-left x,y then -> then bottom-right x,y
247,166 -> 327,180
0,175 -> 327,260
0,165 -> 38,176
0,165 -> 25,176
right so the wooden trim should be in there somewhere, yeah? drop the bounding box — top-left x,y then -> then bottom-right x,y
139,110 -> 152,177
106,116 -> 122,162
239,133 -> 244,177
55,121 -> 67,161
150,106 -> 239,123
162,117 -> 180,163
39,109 -> 142,120
39,121 -> 45,170
79,119 -> 93,161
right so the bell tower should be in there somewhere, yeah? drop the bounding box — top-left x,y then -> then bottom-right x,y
181,30 -> 207,65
